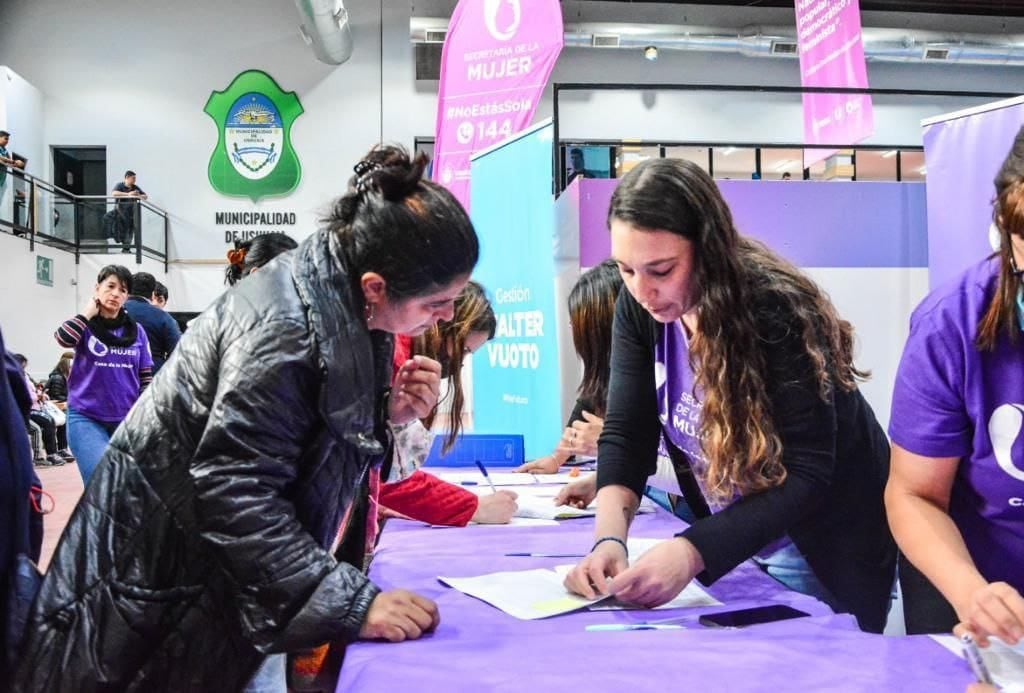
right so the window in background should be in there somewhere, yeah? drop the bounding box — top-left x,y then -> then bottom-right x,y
900,150 -> 926,181
855,149 -> 898,181
760,148 -> 803,180
614,146 -> 660,177
712,147 -> 756,180
664,146 -> 710,173
566,145 -> 613,183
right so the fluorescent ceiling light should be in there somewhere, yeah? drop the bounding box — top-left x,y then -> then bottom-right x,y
771,159 -> 795,172
881,150 -> 898,158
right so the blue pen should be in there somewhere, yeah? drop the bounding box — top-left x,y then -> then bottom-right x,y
961,633 -> 994,685
475,460 -> 497,494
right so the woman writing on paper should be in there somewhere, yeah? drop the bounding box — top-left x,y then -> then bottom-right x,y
17,146 -> 479,691
563,158 -> 896,632
886,126 -> 1024,644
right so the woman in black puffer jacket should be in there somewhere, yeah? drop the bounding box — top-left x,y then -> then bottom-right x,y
14,145 -> 479,692
44,352 -> 72,404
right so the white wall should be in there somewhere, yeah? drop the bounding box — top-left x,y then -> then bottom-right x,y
0,66 -> 45,178
0,232 -> 78,378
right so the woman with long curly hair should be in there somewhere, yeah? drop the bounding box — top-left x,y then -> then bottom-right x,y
564,158 -> 896,633
886,126 -> 1024,645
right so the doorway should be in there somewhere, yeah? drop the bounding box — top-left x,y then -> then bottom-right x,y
52,146 -> 107,242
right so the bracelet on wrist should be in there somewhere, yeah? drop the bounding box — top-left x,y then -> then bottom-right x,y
591,536 -> 628,557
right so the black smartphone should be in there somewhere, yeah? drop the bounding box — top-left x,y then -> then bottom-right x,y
698,604 -> 810,628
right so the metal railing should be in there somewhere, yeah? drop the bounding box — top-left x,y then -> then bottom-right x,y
0,166 -> 169,270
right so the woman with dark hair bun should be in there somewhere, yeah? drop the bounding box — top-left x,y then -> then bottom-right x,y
225,232 -> 299,285
886,125 -> 1024,644
563,158 -> 896,634
17,145 -> 480,691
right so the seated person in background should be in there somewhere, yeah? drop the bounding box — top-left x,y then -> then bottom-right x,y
45,351 -> 73,406
225,233 -> 298,285
517,261 -> 688,518
563,159 -> 896,633
886,125 -> 1024,644
124,271 -> 181,374
14,354 -> 68,467
381,281 -> 517,527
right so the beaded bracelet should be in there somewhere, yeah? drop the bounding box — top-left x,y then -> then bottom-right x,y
591,536 -> 628,557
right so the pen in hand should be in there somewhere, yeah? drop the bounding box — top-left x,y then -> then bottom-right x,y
475,460 -> 497,494
961,632 -> 994,685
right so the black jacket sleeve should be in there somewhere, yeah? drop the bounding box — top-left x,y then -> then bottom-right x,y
595,291 -> 661,499
162,311 -> 182,358
679,303 -> 839,585
190,318 -> 379,651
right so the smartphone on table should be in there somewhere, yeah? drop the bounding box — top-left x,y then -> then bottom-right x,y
698,604 -> 810,628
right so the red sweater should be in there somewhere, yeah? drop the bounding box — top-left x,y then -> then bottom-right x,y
381,333 -> 478,526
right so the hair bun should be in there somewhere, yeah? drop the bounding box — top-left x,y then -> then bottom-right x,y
351,144 -> 428,202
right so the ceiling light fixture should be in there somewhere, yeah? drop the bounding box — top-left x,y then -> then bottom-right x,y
643,45 -> 658,61
881,150 -> 898,158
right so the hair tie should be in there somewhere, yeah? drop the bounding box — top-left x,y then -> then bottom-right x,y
227,248 -> 247,266
353,160 -> 382,194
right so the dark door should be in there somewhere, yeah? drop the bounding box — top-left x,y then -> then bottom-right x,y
52,146 -> 106,242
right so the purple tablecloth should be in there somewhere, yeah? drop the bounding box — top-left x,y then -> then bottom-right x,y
338,501 -> 974,692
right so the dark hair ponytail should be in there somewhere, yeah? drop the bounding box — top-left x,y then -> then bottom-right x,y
225,232 -> 298,285
328,144 -> 479,300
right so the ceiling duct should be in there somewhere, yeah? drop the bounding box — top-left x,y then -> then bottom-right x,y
410,17 -> 1024,68
295,0 -> 353,65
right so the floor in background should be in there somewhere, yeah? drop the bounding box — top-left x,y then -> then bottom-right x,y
34,461 -> 83,571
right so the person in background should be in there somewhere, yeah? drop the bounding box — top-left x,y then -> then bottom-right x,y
0,130 -> 26,231
225,233 -> 298,286
17,145 -> 479,691
781,172 -> 793,181
381,281 -> 517,527
111,170 -> 147,253
563,158 -> 896,633
152,281 -> 169,310
13,355 -> 67,468
44,352 -> 73,405
518,261 -> 691,520
124,271 -> 181,374
567,147 -> 597,183
55,265 -> 153,482
886,125 -> 1024,645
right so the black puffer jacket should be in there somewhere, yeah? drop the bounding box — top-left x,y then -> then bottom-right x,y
14,230 -> 394,692
43,370 -> 67,402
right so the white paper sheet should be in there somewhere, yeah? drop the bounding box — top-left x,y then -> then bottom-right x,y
440,537 -> 720,620
930,634 -> 1024,691
438,569 -> 598,620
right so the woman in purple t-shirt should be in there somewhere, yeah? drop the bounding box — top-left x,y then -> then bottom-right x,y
887,126 -> 1024,645
55,265 -> 153,483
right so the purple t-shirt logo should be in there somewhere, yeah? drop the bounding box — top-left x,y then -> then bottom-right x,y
990,404 -> 1024,484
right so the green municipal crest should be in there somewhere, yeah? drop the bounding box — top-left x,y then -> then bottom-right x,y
204,70 -> 304,201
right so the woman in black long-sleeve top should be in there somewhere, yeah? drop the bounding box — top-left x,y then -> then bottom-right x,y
564,159 -> 896,633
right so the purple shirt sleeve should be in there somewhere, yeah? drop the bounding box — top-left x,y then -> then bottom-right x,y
138,325 -> 154,371
888,313 -> 972,459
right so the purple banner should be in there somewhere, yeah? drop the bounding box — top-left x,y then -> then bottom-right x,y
795,0 -> 874,167
922,99 -> 1024,288
576,178 -> 927,269
433,0 -> 563,211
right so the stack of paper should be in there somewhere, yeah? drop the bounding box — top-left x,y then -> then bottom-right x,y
930,635 -> 1024,691
439,537 -> 721,620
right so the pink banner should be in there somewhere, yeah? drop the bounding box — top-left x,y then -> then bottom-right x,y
433,0 -> 563,211
795,0 -> 874,168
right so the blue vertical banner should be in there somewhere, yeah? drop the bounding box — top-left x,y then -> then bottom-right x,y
470,120 -> 561,460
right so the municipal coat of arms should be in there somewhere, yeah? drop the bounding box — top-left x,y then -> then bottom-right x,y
204,70 -> 304,201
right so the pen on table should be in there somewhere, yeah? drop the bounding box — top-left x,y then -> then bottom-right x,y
504,553 -> 586,558
961,632 -> 994,685
475,460 -> 497,494
585,624 -> 685,632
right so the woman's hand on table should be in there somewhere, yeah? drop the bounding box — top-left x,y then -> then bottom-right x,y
471,490 -> 518,524
554,474 -> 596,509
564,540 -> 628,600
516,455 -> 560,474
389,356 -> 442,425
955,581 -> 1024,647
359,589 -> 440,642
607,537 -> 704,608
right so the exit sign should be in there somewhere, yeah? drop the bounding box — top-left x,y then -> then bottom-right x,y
36,256 -> 53,287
